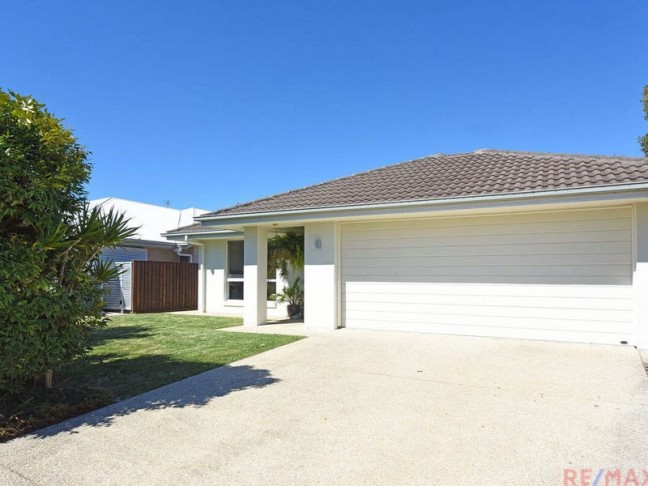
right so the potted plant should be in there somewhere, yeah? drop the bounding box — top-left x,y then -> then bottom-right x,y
268,231 -> 305,318
272,277 -> 304,319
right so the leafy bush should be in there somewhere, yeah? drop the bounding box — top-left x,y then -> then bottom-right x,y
0,90 -> 135,394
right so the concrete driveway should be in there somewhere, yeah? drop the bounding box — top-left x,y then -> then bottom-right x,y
2,328 -> 647,485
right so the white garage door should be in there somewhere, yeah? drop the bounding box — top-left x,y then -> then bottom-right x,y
341,207 -> 636,344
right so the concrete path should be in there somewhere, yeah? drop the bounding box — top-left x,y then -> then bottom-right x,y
1,329 -> 647,485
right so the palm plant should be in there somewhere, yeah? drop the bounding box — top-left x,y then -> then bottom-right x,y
271,277 -> 304,318
272,277 -> 304,306
268,231 -> 304,278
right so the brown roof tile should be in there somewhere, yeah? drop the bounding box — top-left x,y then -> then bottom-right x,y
197,149 -> 648,219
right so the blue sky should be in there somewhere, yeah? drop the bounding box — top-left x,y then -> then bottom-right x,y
2,1 -> 647,211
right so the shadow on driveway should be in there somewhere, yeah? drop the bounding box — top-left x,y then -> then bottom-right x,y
28,364 -> 278,440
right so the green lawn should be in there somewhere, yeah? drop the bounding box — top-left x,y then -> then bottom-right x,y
0,313 -> 303,441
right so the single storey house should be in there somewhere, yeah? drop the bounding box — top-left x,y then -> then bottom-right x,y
164,149 -> 648,349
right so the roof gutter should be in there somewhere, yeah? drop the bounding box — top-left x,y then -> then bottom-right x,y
195,182 -> 648,223
161,229 -> 239,238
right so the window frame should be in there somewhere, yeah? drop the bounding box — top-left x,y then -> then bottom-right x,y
226,240 -> 245,303
224,240 -> 280,307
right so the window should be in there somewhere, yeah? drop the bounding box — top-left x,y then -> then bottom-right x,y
226,240 -> 278,302
227,241 -> 244,300
267,264 -> 277,299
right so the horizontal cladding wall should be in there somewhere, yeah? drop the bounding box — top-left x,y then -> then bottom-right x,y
341,207 -> 636,344
100,247 -> 146,311
103,262 -> 132,311
100,246 -> 148,263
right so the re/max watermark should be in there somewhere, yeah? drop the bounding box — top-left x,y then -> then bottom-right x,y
563,468 -> 648,486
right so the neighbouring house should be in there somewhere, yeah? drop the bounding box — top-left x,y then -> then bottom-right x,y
164,149 -> 648,349
90,197 -> 208,311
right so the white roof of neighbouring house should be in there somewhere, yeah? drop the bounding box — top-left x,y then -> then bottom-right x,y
89,197 -> 208,243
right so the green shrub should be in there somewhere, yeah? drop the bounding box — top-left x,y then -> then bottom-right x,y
0,90 -> 135,394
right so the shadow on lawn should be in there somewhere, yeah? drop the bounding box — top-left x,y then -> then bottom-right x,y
90,325 -> 153,345
28,362 -> 278,440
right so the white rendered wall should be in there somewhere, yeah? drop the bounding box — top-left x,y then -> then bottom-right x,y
203,240 -> 227,314
244,227 -> 268,326
634,203 -> 648,350
196,244 -> 206,313
304,222 -> 339,329
199,239 -> 288,319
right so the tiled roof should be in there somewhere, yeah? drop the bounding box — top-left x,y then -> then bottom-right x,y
198,150 -> 648,218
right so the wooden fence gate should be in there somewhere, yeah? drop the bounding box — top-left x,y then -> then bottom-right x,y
131,261 -> 198,313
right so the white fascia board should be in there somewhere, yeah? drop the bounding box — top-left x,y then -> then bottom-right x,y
193,183 -> 648,228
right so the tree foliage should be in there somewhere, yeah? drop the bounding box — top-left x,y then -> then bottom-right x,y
641,85 -> 648,157
0,90 -> 136,394
268,231 -> 304,278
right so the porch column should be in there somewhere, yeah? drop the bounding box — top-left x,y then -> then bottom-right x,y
244,226 -> 268,326
635,203 -> 648,350
195,243 -> 206,313
304,222 -> 339,329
